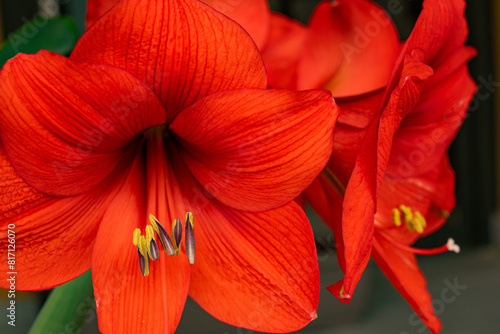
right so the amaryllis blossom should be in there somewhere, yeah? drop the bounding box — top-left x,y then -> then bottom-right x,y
200,0 -> 476,332
0,0 -> 340,333
301,1 -> 476,333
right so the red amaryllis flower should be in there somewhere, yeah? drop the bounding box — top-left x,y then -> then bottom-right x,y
303,1 -> 475,333
0,0 -> 339,333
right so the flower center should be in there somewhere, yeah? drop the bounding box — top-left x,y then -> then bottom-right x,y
143,124 -> 168,139
384,204 -> 460,256
132,212 -> 195,277
391,204 -> 427,233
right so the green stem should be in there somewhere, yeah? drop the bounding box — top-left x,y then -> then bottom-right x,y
29,270 -> 95,334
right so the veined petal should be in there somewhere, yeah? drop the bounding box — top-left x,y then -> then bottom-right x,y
0,142 -> 131,290
0,50 -> 166,197
405,0 -> 468,68
387,61 -> 476,177
72,0 -> 267,123
189,201 -> 320,333
0,142 -> 48,223
92,152 -> 190,334
372,232 -> 442,334
330,120 -> 378,302
297,0 -> 400,96
201,0 -> 270,49
170,88 -> 338,212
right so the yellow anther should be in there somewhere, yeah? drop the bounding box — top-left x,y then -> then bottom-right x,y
172,218 -> 183,256
138,235 -> 150,276
145,225 -> 159,261
146,225 -> 154,243
399,205 -> 413,223
185,212 -> 195,265
133,228 -> 141,246
392,208 -> 402,227
414,211 -> 427,228
149,214 -> 160,235
411,218 -> 424,233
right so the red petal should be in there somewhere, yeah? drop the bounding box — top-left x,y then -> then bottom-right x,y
181,173 -> 320,332
262,13 -> 307,89
297,0 -> 400,96
0,50 -> 165,197
387,57 -> 476,177
331,121 -> 379,301
372,232 -> 442,334
170,88 -> 338,212
0,142 -> 130,290
86,0 -> 118,27
405,0 -> 469,68
72,0 -> 267,123
201,0 -> 271,49
92,152 -> 190,334
376,56 -> 434,180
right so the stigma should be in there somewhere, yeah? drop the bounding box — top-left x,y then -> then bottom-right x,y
132,212 -> 196,277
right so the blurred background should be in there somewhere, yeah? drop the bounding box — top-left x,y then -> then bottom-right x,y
0,0 -> 498,333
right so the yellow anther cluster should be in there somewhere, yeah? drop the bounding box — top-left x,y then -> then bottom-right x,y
133,212 -> 195,277
392,205 -> 427,234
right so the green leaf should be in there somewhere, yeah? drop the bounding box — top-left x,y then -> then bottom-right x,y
0,16 -> 79,68
28,271 -> 95,334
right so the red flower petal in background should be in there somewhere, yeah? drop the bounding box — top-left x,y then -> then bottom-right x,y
85,0 -> 117,27
297,0 -> 400,96
261,13 -> 307,89
325,1 -> 476,333
201,0 -> 271,49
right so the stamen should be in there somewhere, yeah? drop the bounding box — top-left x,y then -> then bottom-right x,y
132,212 -> 196,276
133,228 -> 141,246
185,212 -> 195,265
392,209 -> 402,227
399,205 -> 413,220
149,214 -> 175,256
137,235 -> 150,276
146,225 -> 159,261
392,205 -> 427,234
411,211 -> 426,234
172,218 -> 183,256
